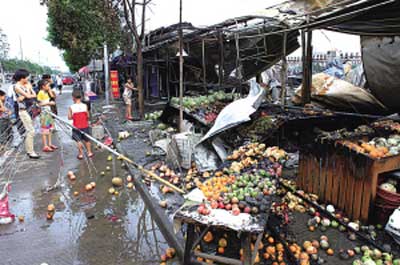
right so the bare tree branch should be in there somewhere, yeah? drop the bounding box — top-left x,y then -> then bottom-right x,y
140,0 -> 147,39
122,0 -> 136,35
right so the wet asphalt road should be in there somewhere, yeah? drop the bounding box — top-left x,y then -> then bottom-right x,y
0,87 -> 169,265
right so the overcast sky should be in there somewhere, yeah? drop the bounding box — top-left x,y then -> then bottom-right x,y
0,0 -> 360,72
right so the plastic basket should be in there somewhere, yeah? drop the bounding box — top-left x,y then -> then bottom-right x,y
91,125 -> 105,140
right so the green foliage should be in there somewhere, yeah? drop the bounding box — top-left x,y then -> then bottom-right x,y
46,0 -> 122,72
1,58 -> 59,74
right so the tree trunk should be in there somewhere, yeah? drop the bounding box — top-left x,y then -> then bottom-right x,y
137,42 -> 144,119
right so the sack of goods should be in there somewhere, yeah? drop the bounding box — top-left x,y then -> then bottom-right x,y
292,73 -> 387,113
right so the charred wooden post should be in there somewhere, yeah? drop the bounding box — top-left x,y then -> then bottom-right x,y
301,28 -> 312,105
166,53 -> 170,100
218,29 -> 224,87
183,223 -> 196,264
179,0 -> 184,132
306,30 -> 313,101
241,233 -> 252,265
235,33 -> 242,94
202,39 -> 207,94
280,32 -> 288,105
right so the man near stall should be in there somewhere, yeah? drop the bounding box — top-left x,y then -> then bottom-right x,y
56,75 -> 63,95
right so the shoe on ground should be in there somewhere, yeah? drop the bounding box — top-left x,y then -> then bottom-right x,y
28,153 -> 40,159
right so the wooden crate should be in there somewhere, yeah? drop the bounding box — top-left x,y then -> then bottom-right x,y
298,149 -> 400,222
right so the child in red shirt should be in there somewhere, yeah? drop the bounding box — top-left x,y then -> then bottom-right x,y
68,90 -> 93,160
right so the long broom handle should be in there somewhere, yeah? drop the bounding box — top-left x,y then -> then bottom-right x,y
45,110 -> 186,194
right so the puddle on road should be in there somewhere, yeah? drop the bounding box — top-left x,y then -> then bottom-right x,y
62,147 -> 171,265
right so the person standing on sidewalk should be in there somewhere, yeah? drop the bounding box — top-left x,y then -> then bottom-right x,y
123,77 -> 136,120
56,75 -> 63,95
0,90 -> 12,151
37,80 -> 57,153
68,90 -> 93,160
42,74 -> 58,115
14,69 -> 40,159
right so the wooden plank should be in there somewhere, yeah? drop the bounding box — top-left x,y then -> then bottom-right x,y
194,251 -> 242,265
338,162 -> 348,211
306,156 -> 312,193
319,156 -> 327,202
297,153 -> 305,190
252,233 -> 263,263
332,158 -> 342,206
352,177 -> 364,221
312,157 -> 320,196
361,171 -> 376,222
241,233 -> 252,265
301,154 -> 307,192
302,155 -> 308,191
346,168 -> 355,218
308,156 -> 314,194
184,224 -> 196,265
325,156 -> 334,203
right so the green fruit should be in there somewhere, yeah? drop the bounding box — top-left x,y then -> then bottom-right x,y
361,256 -> 371,262
244,174 -> 250,182
354,247 -> 361,254
373,249 -> 382,260
363,249 -> 371,258
383,253 -> 393,262
361,246 -> 370,253
157,123 -> 167,130
331,220 -> 339,228
258,169 -> 267,176
393,259 -> 400,265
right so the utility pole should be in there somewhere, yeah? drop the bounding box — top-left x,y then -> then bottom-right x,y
178,0 -> 184,132
104,43 -> 110,105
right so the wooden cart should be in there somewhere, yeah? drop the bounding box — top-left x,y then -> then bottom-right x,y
298,144 -> 400,222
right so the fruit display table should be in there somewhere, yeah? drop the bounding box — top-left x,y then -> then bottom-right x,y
171,144 -> 287,265
175,213 -> 265,265
298,143 -> 400,222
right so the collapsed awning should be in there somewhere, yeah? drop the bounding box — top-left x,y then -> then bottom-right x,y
309,0 -> 400,35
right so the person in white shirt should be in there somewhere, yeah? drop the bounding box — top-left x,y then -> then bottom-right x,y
56,75 -> 63,95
